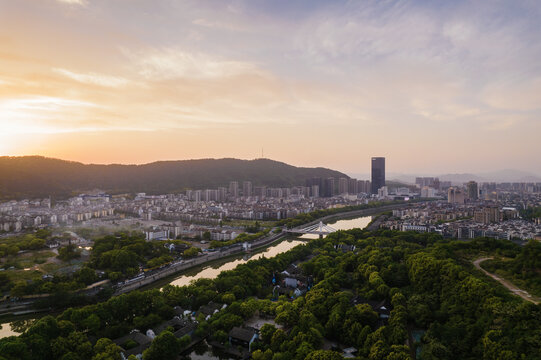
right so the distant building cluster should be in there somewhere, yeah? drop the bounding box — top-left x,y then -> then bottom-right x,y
2,155 -> 541,245
380,181 -> 541,241
0,194 -> 115,232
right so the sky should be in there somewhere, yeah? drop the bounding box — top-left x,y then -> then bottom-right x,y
0,0 -> 540,176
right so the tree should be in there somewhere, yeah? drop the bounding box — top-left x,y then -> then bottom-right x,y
77,267 -> 97,285
92,338 -> 121,360
82,314 -> 101,334
0,336 -> 31,360
368,340 -> 388,360
260,324 -> 277,344
305,350 -> 343,360
0,272 -> 12,292
178,335 -> 191,348
11,282 -> 27,298
386,345 -> 411,360
253,349 -> 273,360
57,244 -> 81,262
143,331 -> 181,360
183,247 -> 200,258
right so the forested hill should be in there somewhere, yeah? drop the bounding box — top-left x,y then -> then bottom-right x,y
0,156 -> 348,200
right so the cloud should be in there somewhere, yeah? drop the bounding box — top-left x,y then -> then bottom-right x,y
56,0 -> 87,6
0,96 -> 98,128
482,77 -> 541,112
124,48 -> 260,80
192,18 -> 246,32
0,96 -> 155,135
53,68 -> 129,87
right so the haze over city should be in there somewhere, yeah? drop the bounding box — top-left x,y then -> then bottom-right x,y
1,0 -> 540,175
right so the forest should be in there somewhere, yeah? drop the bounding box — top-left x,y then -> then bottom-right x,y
0,229 -> 540,360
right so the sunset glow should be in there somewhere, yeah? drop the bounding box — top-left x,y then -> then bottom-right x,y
1,0 -> 540,174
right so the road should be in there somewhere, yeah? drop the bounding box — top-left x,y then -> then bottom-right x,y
113,231 -> 287,295
473,257 -> 540,305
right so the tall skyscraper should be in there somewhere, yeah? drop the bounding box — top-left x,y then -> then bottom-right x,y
371,157 -> 385,194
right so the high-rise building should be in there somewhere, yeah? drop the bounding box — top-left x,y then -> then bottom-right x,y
439,181 -> 452,190
371,157 -> 385,194
348,178 -> 358,194
193,190 -> 202,202
325,177 -> 336,197
357,180 -> 371,193
474,207 -> 500,224
306,177 -> 325,196
254,186 -> 266,198
217,187 -> 227,202
466,181 -> 478,200
447,187 -> 465,204
229,181 -> 239,198
242,181 -> 252,198
415,177 -> 438,188
421,186 -> 436,198
338,178 -> 348,194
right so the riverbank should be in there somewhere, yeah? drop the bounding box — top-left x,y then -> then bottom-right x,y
0,202 -> 403,332
290,202 -> 411,229
114,231 -> 288,295
140,237 -> 304,291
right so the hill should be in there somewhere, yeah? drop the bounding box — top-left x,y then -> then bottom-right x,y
0,156 -> 348,200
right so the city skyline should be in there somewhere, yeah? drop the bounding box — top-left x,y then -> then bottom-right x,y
1,0 -> 541,175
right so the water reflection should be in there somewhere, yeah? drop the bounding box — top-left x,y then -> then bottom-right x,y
299,215 -> 372,239
181,340 -> 235,360
170,240 -> 304,287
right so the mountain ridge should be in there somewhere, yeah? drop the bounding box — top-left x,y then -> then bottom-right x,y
0,156 -> 348,200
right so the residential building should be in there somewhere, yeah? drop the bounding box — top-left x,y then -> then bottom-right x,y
338,178 -> 349,194
467,181 -> 479,200
448,187 -> 465,204
243,181 -> 252,198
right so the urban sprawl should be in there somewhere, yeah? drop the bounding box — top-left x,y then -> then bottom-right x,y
1,159 -> 540,244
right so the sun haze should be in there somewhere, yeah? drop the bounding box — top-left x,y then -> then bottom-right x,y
0,0 -> 540,175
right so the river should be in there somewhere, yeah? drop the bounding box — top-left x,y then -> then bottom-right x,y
180,215 -> 372,359
0,215 -> 372,340
299,215 -> 372,239
169,239 -> 305,287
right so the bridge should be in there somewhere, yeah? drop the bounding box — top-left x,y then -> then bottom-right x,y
288,221 -> 337,238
